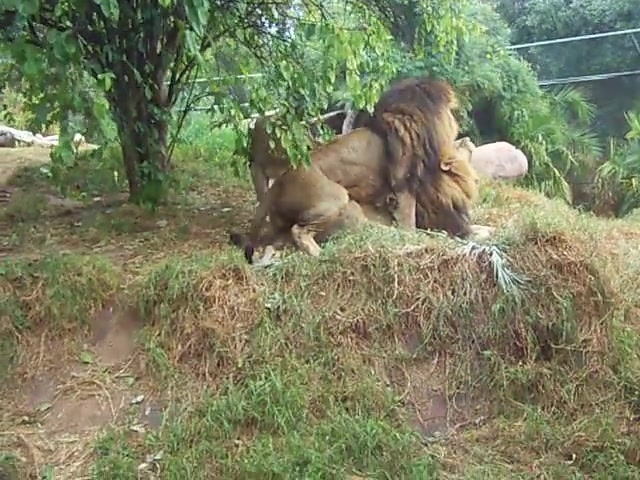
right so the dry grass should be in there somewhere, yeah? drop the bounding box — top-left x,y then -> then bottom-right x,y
0,147 -> 53,185
133,218 -> 615,407
2,162 -> 640,478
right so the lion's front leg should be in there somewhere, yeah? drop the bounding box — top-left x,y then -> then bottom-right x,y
390,190 -> 417,229
291,225 -> 322,257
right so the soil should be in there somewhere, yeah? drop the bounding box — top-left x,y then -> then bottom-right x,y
0,147 -> 52,185
0,146 -> 252,478
1,306 -> 154,479
0,300 -> 475,478
0,146 -> 486,478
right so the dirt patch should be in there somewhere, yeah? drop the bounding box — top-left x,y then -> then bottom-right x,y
42,381 -> 126,434
0,307 -> 155,478
386,354 -> 484,441
91,306 -> 144,366
0,184 -> 255,269
0,148 -> 52,185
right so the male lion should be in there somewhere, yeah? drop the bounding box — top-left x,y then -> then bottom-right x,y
247,109 -> 373,205
230,136 -> 481,263
369,76 -> 477,237
246,77 -> 478,239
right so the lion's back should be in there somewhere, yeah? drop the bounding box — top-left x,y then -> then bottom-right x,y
310,127 -> 387,202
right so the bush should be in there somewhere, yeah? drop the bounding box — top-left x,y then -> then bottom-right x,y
449,0 -> 603,202
594,112 -> 640,217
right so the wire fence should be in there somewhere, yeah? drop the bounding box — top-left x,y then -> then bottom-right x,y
508,27 -> 640,84
176,27 -> 640,124
511,27 -> 640,138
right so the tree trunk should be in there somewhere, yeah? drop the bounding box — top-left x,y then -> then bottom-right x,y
109,73 -> 171,205
115,120 -> 170,204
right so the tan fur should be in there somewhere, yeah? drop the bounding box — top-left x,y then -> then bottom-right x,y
249,123 -> 393,211
247,111 -> 372,205
369,77 -> 477,237
230,138 -> 478,262
247,78 -> 479,241
416,136 -> 480,233
236,76 -> 481,267
303,128 -> 389,206
233,164 -> 381,261
248,116 -> 310,206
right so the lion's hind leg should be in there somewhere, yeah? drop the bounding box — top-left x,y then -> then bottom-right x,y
250,161 -> 270,206
289,178 -> 351,257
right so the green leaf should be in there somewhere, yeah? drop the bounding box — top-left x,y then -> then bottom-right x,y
98,0 -> 120,20
79,351 -> 95,364
97,72 -> 114,92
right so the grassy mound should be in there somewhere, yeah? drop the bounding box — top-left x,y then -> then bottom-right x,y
90,206 -> 640,477
0,253 -> 121,379
3,182 -> 640,478
136,219 -> 613,397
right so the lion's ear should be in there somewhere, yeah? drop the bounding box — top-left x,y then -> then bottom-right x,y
455,136 -> 476,152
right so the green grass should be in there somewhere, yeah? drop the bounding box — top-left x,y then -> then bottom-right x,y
3,128 -> 640,479
0,253 -> 122,329
0,452 -> 19,480
88,218 -> 640,478
93,361 -> 438,479
170,114 -> 252,198
0,189 -> 49,223
5,116 -> 250,206
0,253 -> 122,379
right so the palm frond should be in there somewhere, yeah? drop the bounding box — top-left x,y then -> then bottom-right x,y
458,242 -> 530,298
595,112 -> 640,216
549,85 -> 597,124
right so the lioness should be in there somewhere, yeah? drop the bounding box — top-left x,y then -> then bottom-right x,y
230,136 -> 491,263
247,77 -> 480,240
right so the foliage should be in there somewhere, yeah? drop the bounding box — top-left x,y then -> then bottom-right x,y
595,111 -> 640,216
217,3 -> 400,169
414,0 -> 604,200
4,179 -> 640,476
171,116 -> 247,189
0,84 -> 37,131
497,0 -> 640,76
0,0 -> 614,206
0,0 -> 420,206
495,0 -> 640,139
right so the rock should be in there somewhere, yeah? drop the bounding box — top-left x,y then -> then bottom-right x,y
470,141 -> 528,180
0,187 -> 13,202
0,131 -> 16,148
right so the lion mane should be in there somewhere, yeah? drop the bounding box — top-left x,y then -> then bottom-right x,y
369,76 -> 478,237
231,76 -> 483,262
